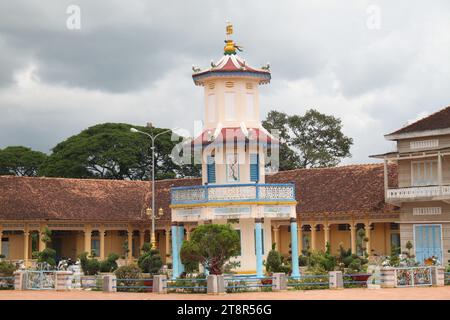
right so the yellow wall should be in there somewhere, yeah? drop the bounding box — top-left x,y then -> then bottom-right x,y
276,223 -> 393,257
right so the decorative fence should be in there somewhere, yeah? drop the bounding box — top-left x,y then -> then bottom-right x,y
394,267 -> 432,287
112,277 -> 153,292
163,277 -> 207,293
343,273 -> 372,288
171,183 -> 296,205
0,276 -> 15,290
80,276 -> 102,290
224,274 -> 273,293
25,270 -> 56,290
11,267 -> 447,293
287,274 -> 330,290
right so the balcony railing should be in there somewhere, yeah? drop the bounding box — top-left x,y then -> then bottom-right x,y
386,185 -> 450,200
171,183 -> 296,205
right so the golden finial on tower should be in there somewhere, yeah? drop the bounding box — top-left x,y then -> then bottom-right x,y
226,20 -> 233,37
224,20 -> 242,55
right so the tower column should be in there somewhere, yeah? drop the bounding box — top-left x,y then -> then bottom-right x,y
84,226 -> 92,256
255,218 -> 263,277
290,218 -> 300,278
99,229 -> 105,260
365,221 -> 371,256
177,224 -> 185,274
23,231 -> 29,263
311,224 -> 317,251
324,223 -> 330,251
272,226 -> 280,250
350,223 -> 356,254
165,226 -> 171,263
171,223 -> 179,279
39,225 -> 47,251
127,228 -> 133,261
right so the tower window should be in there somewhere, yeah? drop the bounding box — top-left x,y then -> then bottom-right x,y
207,155 -> 216,183
207,94 -> 216,122
250,153 -> 259,182
224,92 -> 235,120
246,94 -> 254,120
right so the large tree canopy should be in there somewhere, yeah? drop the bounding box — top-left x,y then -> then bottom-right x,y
262,109 -> 353,170
39,123 -> 200,180
0,146 -> 48,176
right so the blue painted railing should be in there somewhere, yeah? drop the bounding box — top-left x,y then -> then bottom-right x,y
163,278 -> 207,293
224,275 -> 274,292
0,276 -> 15,289
171,183 -> 296,205
287,274 -> 330,289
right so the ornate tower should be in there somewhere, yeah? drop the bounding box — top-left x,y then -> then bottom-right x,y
170,23 -> 299,277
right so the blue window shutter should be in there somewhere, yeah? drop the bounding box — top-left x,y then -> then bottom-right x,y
207,156 -> 216,183
250,154 -> 259,182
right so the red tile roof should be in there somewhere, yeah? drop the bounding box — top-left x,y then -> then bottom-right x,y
267,164 -> 398,215
0,164 -> 397,222
388,106 -> 450,136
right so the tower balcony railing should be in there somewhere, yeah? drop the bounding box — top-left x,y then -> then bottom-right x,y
170,183 -> 296,206
386,185 -> 450,201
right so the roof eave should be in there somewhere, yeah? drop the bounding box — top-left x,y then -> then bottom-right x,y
384,127 -> 450,141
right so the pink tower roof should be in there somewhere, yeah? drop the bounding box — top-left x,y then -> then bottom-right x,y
192,54 -> 271,86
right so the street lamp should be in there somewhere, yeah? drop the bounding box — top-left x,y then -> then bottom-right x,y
131,126 -> 173,249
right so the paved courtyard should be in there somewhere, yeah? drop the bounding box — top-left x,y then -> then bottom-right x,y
0,286 -> 449,300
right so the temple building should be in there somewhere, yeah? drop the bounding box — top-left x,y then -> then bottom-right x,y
1,24 -> 448,273
170,22 -> 298,277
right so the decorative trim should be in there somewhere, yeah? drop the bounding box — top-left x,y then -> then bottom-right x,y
412,207 -> 442,216
170,200 -> 297,209
385,128 -> 450,141
410,139 -> 439,150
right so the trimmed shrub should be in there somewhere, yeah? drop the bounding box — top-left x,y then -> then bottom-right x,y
265,244 -> 284,273
114,264 -> 142,292
99,253 -> 119,273
137,244 -> 163,275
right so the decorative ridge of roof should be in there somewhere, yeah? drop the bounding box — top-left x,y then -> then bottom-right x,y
387,105 -> 450,135
269,163 -> 387,175
0,175 -> 199,184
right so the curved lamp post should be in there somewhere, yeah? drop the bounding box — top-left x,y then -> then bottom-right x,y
131,126 -> 173,249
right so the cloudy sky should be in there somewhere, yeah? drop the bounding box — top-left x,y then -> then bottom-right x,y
1,0 -> 450,165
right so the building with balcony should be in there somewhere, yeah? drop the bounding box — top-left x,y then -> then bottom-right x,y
169,23 -> 299,277
0,164 -> 400,271
372,106 -> 450,265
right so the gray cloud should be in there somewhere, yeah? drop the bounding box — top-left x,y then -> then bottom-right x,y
1,0 -> 450,166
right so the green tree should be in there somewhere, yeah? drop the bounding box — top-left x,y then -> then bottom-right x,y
137,243 -> 163,274
180,224 -> 240,275
40,123 -> 200,180
262,109 -> 353,170
0,146 -> 47,176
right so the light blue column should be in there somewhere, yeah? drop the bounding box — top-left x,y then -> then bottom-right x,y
290,218 -> 300,278
177,225 -> 185,274
255,219 -> 263,277
171,224 -> 179,279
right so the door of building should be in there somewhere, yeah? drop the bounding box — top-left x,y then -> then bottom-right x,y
414,224 -> 442,265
